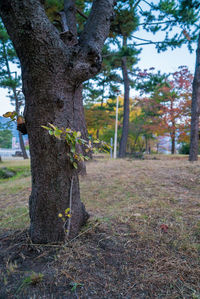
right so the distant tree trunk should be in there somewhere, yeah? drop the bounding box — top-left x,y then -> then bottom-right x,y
0,0 -> 114,243
157,141 -> 159,154
3,41 -> 28,159
145,136 -> 148,153
18,132 -> 28,159
96,129 -> 99,139
170,96 -> 176,154
171,132 -> 175,154
189,33 -> 200,161
148,146 -> 151,155
119,37 -> 130,158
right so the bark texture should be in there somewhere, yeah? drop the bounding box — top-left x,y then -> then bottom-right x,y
119,37 -> 130,158
189,33 -> 200,161
0,0 -> 114,243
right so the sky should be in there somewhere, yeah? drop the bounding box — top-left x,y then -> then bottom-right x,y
0,32 -> 196,116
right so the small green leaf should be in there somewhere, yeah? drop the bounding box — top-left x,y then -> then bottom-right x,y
66,128 -> 72,133
48,123 -> 57,130
54,129 -> 61,138
73,162 -> 78,169
41,125 -> 50,130
71,145 -> 76,153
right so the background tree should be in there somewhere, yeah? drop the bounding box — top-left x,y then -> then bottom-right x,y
133,66 -> 192,154
0,21 -> 28,159
107,0 -> 140,157
0,0 -> 115,244
139,0 -> 200,160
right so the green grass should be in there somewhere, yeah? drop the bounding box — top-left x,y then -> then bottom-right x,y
0,161 -> 30,182
0,206 -> 29,230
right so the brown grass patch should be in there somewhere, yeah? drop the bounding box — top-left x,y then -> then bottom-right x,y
0,156 -> 200,298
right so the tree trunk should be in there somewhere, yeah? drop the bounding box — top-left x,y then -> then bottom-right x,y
171,132 -> 175,154
189,33 -> 200,161
19,131 -> 28,159
119,37 -> 130,158
0,0 -> 114,243
96,129 -> 99,139
145,136 -> 148,153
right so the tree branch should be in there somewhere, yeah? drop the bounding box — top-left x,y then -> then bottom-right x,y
64,0 -> 77,38
73,0 -> 115,80
76,7 -> 88,20
139,20 -> 175,26
59,11 -> 69,32
133,0 -> 142,10
79,0 -> 115,54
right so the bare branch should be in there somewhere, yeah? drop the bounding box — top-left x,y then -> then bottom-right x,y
59,11 -> 69,32
79,0 -> 115,55
131,35 -> 155,43
142,0 -> 155,8
76,7 -> 88,20
133,0 -> 142,10
139,20 -> 175,26
64,0 -> 77,37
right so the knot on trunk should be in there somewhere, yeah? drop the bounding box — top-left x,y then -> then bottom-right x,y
87,45 -> 102,74
60,31 -> 77,46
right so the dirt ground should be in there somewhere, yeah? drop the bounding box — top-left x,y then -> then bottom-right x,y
0,156 -> 200,298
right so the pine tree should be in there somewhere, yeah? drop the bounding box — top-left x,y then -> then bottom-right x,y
138,0 -> 200,160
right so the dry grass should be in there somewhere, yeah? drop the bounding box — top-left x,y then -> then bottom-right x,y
0,155 -> 200,298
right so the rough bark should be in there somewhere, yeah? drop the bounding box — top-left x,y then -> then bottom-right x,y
189,33 -> 200,161
119,37 -> 130,158
0,0 -> 114,243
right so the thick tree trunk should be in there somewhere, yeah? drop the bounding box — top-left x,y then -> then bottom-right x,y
119,38 -> 130,158
25,74 -> 89,243
189,33 -> 200,161
0,0 -> 114,243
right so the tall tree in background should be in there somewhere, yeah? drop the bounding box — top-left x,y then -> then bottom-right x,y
190,34 -> 200,161
0,0 -> 115,244
0,21 -> 28,158
139,0 -> 200,160
109,0 -> 140,157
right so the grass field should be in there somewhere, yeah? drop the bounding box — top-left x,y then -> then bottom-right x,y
0,155 -> 200,298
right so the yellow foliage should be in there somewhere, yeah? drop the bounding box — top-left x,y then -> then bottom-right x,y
85,95 -> 142,139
